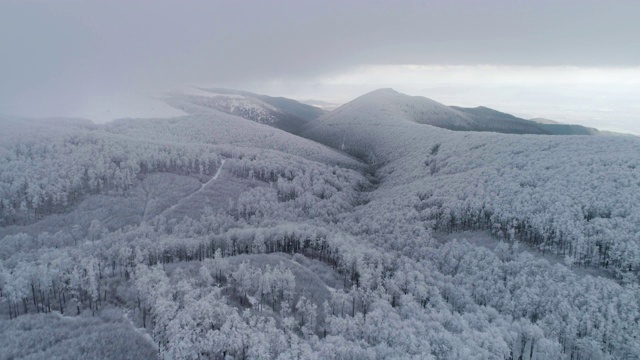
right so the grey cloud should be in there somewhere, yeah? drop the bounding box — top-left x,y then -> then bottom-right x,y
1,0 -> 639,117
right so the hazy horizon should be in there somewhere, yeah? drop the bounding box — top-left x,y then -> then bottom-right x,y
1,1 -> 639,134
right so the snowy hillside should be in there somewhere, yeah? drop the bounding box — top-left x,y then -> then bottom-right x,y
304,88 -> 640,359
328,88 -> 476,128
202,88 -> 326,122
452,106 -> 601,135
318,88 -> 602,136
106,111 -> 359,167
0,110 -> 361,229
1,89 -> 639,360
307,89 -> 640,276
165,88 -> 325,135
171,93 -> 285,124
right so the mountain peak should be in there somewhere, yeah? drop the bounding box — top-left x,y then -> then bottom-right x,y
355,88 -> 401,100
358,88 -> 402,98
370,87 -> 398,94
318,88 -> 476,130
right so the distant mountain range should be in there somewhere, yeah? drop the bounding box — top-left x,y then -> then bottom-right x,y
168,87 -> 605,137
450,105 -> 600,135
530,117 -> 561,125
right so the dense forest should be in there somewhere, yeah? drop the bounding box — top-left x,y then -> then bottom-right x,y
1,92 -> 640,360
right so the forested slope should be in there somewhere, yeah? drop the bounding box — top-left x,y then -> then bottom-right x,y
451,105 -> 601,135
1,90 -> 639,360
307,89 -> 640,278
165,88 -> 325,135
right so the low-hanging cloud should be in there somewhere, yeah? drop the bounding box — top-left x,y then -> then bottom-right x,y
1,0 -> 639,124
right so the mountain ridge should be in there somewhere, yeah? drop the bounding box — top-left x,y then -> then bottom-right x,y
322,88 -> 605,136
166,87 -> 609,137
165,88 -> 326,135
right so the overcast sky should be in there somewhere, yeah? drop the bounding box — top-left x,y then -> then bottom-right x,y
1,0 -> 639,132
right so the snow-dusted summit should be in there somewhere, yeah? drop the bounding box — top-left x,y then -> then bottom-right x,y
325,88 -> 476,128
313,88 -> 600,136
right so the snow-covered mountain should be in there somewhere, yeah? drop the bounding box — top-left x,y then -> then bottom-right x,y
530,117 -> 561,124
2,88 -> 639,360
452,106 -> 601,135
325,88 -> 477,128
307,87 -> 640,278
308,88 -> 600,136
168,87 -> 601,137
166,88 -> 325,135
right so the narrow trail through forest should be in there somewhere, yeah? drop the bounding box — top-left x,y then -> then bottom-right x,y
123,310 -> 157,349
160,159 -> 226,216
140,180 -> 151,221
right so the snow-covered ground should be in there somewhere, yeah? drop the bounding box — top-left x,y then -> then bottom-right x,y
2,88 -> 640,360
435,230 -> 615,280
